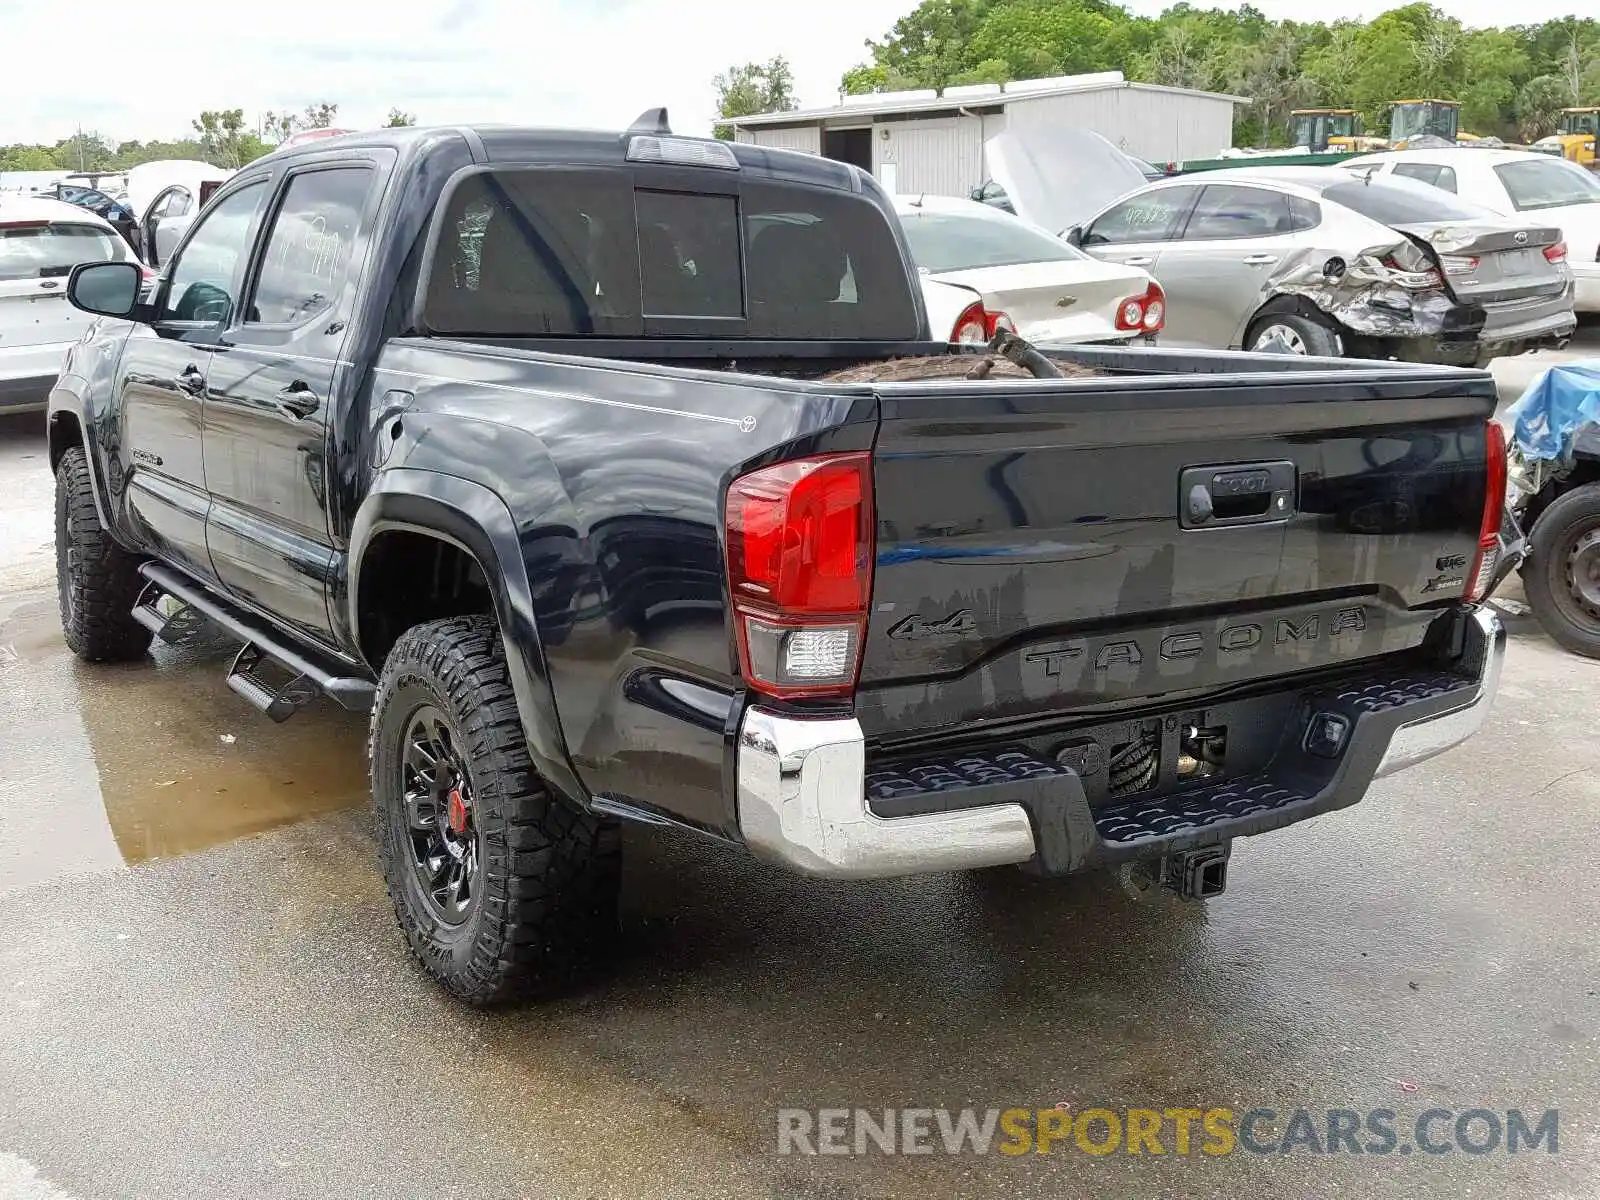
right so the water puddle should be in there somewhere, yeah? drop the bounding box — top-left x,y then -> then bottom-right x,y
0,595 -> 368,888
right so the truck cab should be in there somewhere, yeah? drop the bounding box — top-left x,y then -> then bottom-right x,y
1390,99 -> 1461,148
1288,109 -> 1378,153
1556,108 -> 1598,169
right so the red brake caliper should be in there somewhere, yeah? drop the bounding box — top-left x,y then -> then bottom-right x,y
447,787 -> 469,835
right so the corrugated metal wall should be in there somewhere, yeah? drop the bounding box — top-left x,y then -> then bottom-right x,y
1001,89 -> 1234,164
870,116 -> 988,196
736,126 -> 822,155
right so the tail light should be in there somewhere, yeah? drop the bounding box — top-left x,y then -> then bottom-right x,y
1543,241 -> 1567,264
951,300 -> 1014,344
1380,255 -> 1445,290
1114,282 -> 1165,334
725,453 -> 874,700
1465,421 -> 1507,603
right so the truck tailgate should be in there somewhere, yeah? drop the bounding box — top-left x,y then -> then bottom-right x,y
858,372 -> 1496,743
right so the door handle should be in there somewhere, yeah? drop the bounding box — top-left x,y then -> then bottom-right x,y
1179,461 -> 1297,529
274,381 -> 320,420
1242,254 -> 1279,266
1122,256 -> 1155,266
175,364 -> 206,396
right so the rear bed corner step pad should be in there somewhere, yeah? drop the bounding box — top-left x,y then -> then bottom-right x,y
134,562 -> 375,716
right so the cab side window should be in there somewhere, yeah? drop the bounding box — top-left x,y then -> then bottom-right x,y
1182,185 -> 1290,240
159,181 -> 267,324
247,168 -> 373,325
157,188 -> 193,219
1081,186 -> 1198,245
1393,162 -> 1458,193
1287,195 -> 1322,231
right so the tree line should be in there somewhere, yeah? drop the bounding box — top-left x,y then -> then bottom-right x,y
715,3 -> 1600,148
0,104 -> 417,175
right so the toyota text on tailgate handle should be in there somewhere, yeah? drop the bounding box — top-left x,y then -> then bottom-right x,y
1180,461 -> 1296,529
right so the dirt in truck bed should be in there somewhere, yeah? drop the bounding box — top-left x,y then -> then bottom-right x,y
820,354 -> 1104,383
820,333 -> 1106,384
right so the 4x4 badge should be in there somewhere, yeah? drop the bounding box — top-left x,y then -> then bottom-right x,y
888,610 -> 978,640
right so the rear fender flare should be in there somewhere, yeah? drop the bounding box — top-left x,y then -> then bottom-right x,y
348,468 -> 587,807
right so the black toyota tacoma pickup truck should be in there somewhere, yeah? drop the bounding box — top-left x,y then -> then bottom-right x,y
47,116 -> 1508,1004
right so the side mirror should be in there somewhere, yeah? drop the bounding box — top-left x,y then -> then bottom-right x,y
67,261 -> 143,319
1062,225 -> 1084,246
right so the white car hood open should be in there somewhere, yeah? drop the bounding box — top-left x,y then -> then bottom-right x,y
984,128 -> 1147,236
126,160 -> 233,223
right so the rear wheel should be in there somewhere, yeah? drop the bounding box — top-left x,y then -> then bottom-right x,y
370,615 -> 621,1005
1522,485 -> 1600,659
1246,312 -> 1343,358
54,447 -> 152,662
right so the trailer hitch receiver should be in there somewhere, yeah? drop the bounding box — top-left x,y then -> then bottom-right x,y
1164,844 -> 1231,899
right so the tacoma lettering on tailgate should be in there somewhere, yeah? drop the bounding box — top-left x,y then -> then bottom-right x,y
1024,606 -> 1369,678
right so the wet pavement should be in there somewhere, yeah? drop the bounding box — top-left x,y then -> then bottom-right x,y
2,412 -> 1599,1200
1490,316 -> 1599,407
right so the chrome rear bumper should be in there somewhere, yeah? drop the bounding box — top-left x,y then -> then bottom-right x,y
735,608 -> 1506,880
1374,607 -> 1506,778
735,710 -> 1037,879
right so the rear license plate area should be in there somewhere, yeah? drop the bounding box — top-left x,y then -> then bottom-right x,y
1494,248 -> 1542,275
1053,708 -> 1233,806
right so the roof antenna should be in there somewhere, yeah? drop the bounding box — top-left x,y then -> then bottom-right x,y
628,108 -> 671,135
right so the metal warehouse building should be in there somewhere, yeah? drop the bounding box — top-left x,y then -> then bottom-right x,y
725,71 -> 1244,198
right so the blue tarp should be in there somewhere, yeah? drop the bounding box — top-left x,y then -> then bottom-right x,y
1506,362 -> 1600,463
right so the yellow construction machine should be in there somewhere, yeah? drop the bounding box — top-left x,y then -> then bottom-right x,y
1287,109 -> 1388,152
1388,99 -> 1481,149
1552,108 -> 1598,168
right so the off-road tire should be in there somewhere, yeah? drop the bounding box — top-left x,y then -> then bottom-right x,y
370,615 -> 621,1005
1246,311 -> 1343,358
1521,485 -> 1600,659
54,447 -> 152,662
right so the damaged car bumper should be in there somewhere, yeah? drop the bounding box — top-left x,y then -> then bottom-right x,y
1296,279 -> 1574,366
1264,240 -> 1576,366
735,609 -> 1505,879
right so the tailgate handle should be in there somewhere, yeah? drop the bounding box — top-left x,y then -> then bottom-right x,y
1180,461 -> 1296,529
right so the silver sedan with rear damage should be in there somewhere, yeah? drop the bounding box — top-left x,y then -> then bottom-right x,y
1064,167 -> 1578,365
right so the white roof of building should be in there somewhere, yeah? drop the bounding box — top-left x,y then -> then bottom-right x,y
725,72 -> 1247,129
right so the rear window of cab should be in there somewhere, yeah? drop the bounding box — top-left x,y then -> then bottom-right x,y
422,167 -> 920,339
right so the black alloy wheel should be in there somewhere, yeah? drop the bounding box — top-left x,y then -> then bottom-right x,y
400,705 -> 481,925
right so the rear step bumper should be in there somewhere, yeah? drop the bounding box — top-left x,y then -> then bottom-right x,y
735,608 -> 1505,879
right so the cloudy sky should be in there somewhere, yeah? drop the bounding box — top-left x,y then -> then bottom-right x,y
0,0 -> 1591,146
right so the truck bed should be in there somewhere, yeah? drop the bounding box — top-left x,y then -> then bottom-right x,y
370,334 -> 1498,838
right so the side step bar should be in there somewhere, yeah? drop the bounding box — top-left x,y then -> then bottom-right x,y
134,562 -> 375,720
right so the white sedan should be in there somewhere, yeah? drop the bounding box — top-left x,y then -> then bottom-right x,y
1,196 -> 145,412
894,194 -> 1163,345
1344,147 -> 1600,312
